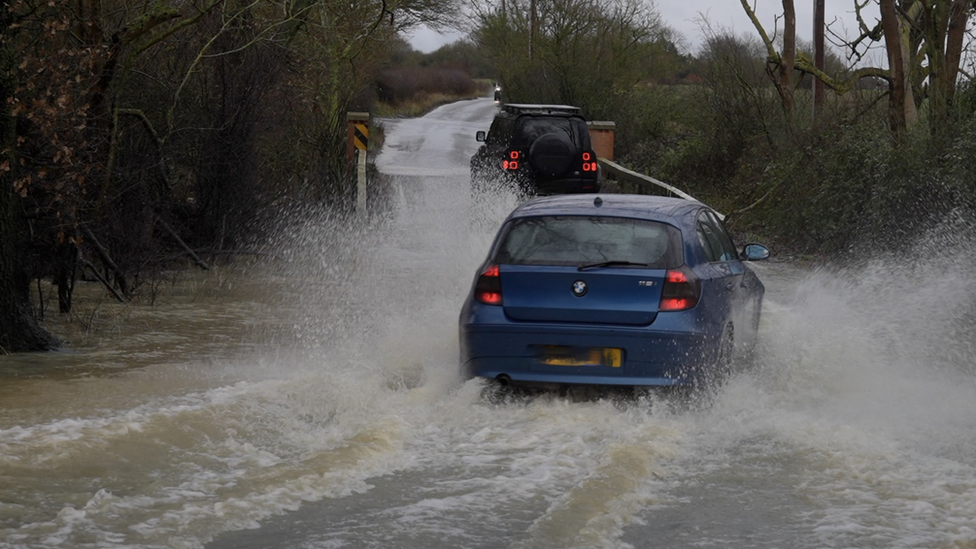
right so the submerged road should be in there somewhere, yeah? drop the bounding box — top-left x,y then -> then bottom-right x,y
1,97 -> 975,549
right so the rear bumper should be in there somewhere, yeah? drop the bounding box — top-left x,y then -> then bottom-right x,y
471,167 -> 600,195
531,176 -> 601,195
459,311 -> 719,387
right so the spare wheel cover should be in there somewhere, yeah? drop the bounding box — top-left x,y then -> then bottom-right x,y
528,133 -> 574,176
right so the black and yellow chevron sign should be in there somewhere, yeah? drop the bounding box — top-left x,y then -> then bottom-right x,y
353,123 -> 369,150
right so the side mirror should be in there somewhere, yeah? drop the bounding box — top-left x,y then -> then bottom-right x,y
740,243 -> 770,261
476,131 -> 486,142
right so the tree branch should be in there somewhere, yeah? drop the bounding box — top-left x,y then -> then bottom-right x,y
117,7 -> 182,48
794,50 -> 891,92
129,1 -> 226,59
166,0 -> 265,138
739,0 -> 780,62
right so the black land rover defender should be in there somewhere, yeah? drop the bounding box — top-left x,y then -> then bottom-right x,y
470,104 -> 601,196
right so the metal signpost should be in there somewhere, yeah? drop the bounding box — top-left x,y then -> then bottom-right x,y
347,112 -> 369,212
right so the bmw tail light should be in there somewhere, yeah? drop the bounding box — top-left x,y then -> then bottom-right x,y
660,265 -> 700,311
475,264 -> 503,305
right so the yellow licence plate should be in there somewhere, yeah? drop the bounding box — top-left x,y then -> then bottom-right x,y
539,347 -> 622,368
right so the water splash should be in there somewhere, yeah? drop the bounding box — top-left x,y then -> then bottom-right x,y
3,97 -> 976,549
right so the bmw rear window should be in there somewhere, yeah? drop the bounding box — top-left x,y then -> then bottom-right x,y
493,216 -> 683,268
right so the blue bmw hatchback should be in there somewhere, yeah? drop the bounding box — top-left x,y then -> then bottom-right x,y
459,194 -> 770,389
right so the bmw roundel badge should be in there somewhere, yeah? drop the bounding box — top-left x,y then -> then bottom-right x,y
572,280 -> 588,297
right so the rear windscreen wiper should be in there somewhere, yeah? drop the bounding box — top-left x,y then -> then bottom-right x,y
578,260 -> 649,271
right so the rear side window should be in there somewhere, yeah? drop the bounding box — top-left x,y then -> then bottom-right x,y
486,117 -> 513,146
696,210 -> 737,262
493,216 -> 683,268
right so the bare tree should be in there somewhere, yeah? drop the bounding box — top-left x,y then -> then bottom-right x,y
740,0 -> 974,136
879,0 -> 919,133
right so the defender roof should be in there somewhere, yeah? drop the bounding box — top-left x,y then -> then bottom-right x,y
500,104 -> 582,116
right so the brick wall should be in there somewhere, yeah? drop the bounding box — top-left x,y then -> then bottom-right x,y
587,121 -> 615,160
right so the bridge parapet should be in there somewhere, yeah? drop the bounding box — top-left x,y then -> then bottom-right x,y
587,121 -> 615,160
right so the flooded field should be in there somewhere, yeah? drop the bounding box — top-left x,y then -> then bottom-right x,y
1,98 -> 975,549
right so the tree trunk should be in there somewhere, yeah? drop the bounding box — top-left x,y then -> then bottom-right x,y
812,0 -> 825,117
0,10 -> 62,353
879,0 -> 917,135
927,0 -> 969,129
777,0 -> 796,116
0,173 -> 62,352
943,0 -> 968,97
56,239 -> 78,313
740,0 -> 795,118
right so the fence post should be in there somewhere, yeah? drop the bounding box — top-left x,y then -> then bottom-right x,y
357,149 -> 367,212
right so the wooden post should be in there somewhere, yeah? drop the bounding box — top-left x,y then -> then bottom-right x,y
813,0 -> 825,117
357,149 -> 367,212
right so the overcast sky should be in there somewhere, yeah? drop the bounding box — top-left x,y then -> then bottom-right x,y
407,1 -> 883,59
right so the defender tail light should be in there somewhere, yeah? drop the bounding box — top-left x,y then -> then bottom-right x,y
503,150 -> 520,171
475,264 -> 503,305
581,151 -> 598,172
660,265 -> 700,311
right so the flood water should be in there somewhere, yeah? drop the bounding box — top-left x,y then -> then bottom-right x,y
2,98 -> 976,549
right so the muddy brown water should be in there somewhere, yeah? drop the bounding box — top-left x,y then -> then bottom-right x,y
2,98 -> 975,549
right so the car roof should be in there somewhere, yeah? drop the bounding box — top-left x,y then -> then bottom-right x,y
507,194 -> 704,224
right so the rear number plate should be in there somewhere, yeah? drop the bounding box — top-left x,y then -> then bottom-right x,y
538,346 -> 622,367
